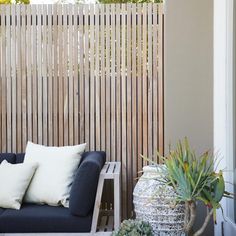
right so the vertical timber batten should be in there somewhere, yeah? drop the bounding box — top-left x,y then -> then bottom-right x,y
0,4 -> 164,218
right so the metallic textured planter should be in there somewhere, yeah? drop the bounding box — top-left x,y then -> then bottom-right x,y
133,165 -> 185,236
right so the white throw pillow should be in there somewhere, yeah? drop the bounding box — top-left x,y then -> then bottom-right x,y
0,160 -> 38,210
24,141 -> 86,207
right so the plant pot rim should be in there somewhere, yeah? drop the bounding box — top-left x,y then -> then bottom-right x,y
142,164 -> 166,173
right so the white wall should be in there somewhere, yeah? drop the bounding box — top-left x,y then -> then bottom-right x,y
164,0 -> 213,235
213,1 -> 227,235
214,0 -> 236,235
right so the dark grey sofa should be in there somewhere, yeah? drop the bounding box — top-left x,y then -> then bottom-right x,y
0,151 -> 106,233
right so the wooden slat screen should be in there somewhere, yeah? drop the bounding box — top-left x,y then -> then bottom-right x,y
0,3 -> 164,218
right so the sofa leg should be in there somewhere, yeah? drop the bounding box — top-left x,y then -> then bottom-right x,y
91,175 -> 105,234
114,174 -> 121,230
90,162 -> 121,234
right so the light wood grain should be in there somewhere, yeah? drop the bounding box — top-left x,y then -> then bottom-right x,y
42,5 -> 48,146
148,3 -> 153,160
158,4 -> 164,157
115,4 -> 121,165
68,4 -> 74,146
48,5 -> 53,146
153,3 -> 158,163
131,3 -> 137,193
26,5 -> 32,146
12,5 -> 17,152
137,4 -> 143,174
32,5 -> 38,144
105,4 -> 111,161
84,4 -> 90,148
1,5 -> 6,153
95,4 -> 101,151
121,3 -> 127,219
16,5 -> 22,151
73,4 -> 79,145
100,4 -> 106,151
53,4 -> 59,146
63,5 -> 69,146
37,5 -> 43,145
6,5 -> 11,152
142,3 -> 148,165
58,4 -> 63,146
90,4 -> 95,150
0,4 -> 164,219
79,5 -> 85,143
126,3 -> 132,216
111,4 -> 116,162
21,5 -> 27,149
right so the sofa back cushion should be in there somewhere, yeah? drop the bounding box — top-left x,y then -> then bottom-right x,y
0,154 -> 16,164
15,153 -> 25,164
0,151 -> 105,217
69,151 -> 106,217
0,208 -> 4,214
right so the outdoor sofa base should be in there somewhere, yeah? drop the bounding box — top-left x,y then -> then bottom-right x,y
0,204 -> 93,233
0,153 -> 121,235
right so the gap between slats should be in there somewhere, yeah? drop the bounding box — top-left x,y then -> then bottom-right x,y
0,4 -> 164,220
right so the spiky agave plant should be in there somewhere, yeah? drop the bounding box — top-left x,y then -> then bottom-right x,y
167,139 -> 233,235
144,138 -> 233,236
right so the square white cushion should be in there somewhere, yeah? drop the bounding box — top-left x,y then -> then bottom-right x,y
0,160 -> 38,210
24,142 -> 86,207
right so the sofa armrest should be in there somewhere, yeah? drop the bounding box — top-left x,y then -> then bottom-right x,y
69,151 -> 106,217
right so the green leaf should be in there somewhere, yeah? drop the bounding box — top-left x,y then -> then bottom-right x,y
141,137 -> 234,221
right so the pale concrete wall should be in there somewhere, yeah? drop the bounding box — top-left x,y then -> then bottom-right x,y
164,0 -> 213,235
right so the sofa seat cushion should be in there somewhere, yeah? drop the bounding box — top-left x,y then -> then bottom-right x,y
0,204 -> 92,233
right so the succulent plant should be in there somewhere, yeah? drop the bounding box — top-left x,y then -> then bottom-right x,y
112,219 -> 153,236
142,138 -> 233,236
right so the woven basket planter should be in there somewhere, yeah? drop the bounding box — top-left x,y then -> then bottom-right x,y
133,165 -> 185,236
